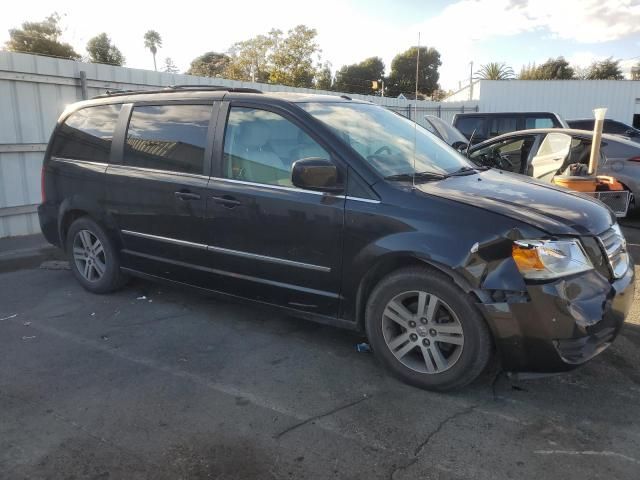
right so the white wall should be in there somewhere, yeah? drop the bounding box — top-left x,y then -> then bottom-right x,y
475,80 -> 640,124
0,51 -> 478,238
442,81 -> 481,102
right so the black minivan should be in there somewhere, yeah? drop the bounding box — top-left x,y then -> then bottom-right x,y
39,87 -> 634,391
453,111 -> 568,144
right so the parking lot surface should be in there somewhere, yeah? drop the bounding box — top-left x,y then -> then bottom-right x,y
2,226 -> 640,479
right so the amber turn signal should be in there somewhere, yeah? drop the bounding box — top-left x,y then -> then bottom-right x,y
512,243 -> 545,271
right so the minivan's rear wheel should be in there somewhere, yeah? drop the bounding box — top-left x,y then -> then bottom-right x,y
366,267 -> 491,391
66,217 -> 127,293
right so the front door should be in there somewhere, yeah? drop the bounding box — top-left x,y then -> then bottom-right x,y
105,102 -> 216,282
201,104 -> 345,317
530,132 -> 571,182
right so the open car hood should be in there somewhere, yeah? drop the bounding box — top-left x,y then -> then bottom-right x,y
416,169 -> 614,236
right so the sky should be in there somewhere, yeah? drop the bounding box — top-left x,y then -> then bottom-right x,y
2,0 -> 640,91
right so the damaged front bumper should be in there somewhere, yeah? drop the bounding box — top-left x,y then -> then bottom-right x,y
477,264 -> 635,373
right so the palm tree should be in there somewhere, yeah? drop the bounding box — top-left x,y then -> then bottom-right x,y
143,30 -> 162,71
475,62 -> 515,80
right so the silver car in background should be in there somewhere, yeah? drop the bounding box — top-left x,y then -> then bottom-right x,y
468,128 -> 640,212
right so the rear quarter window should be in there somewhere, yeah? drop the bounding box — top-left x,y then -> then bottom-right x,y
51,104 -> 121,162
525,117 -> 555,129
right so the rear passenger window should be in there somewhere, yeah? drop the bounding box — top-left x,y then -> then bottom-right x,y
570,120 -> 592,130
490,117 -> 517,136
223,107 -> 329,187
52,104 -> 121,162
124,104 -> 211,175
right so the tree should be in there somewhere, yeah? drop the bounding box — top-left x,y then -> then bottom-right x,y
163,57 -> 179,74
519,57 -> 574,80
5,13 -> 80,59
86,33 -> 124,66
315,62 -> 333,90
538,57 -> 574,79
269,25 -> 321,88
187,52 -> 230,77
586,58 -> 623,80
225,32 -> 275,82
143,30 -> 162,71
431,89 -> 453,101
334,57 -> 385,95
518,62 -> 538,79
474,62 -> 514,80
224,26 -> 323,87
386,47 -> 441,97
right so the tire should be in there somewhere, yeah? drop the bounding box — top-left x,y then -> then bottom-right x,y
365,266 -> 492,391
66,216 -> 128,294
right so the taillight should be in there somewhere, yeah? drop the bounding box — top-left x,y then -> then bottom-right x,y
41,165 -> 46,203
628,156 -> 640,162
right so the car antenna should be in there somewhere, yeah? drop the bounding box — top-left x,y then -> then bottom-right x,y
412,32 -> 420,190
466,128 -> 477,157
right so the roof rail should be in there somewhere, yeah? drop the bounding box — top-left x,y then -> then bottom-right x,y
167,85 -> 262,94
92,85 -> 262,99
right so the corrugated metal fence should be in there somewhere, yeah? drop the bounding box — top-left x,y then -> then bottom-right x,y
0,51 -> 477,238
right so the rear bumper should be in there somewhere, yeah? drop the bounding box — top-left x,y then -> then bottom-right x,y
37,203 -> 60,247
479,264 -> 635,373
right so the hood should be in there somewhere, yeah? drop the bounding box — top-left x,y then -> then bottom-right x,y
416,169 -> 614,236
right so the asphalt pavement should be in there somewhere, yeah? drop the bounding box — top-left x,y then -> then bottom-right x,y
1,225 -> 639,479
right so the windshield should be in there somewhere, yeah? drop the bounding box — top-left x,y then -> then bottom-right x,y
299,102 -> 472,178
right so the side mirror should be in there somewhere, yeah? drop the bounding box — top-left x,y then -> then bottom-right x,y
291,158 -> 342,192
625,129 -> 637,137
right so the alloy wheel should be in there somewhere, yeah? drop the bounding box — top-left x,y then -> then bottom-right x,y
382,290 -> 464,374
73,229 -> 106,282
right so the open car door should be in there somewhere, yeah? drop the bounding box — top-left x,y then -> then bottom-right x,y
530,132 -> 571,182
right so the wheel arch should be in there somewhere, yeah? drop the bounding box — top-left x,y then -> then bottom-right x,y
57,198 -> 120,252
354,252 -> 477,331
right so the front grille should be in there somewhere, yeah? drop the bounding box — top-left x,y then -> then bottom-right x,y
597,225 -> 629,279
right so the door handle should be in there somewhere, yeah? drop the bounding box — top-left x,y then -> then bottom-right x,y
211,195 -> 241,208
174,191 -> 201,201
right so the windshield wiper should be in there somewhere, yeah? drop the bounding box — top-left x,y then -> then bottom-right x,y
384,171 -> 447,182
444,166 -> 487,177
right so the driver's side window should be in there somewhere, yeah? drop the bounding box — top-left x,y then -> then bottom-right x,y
223,107 -> 329,187
469,138 -> 527,173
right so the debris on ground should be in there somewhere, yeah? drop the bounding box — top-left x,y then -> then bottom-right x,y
40,260 -> 70,270
137,296 -> 147,300
23,322 -> 31,326
21,336 -> 36,341
355,342 -> 371,353
100,335 -> 109,341
0,313 -> 18,321
90,312 -> 95,316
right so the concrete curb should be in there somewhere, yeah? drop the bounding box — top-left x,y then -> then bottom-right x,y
0,234 -> 66,274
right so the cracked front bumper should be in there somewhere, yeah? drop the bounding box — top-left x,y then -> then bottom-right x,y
478,264 -> 635,373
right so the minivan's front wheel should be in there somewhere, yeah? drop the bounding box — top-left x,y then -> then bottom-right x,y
66,217 -> 127,294
366,267 -> 491,391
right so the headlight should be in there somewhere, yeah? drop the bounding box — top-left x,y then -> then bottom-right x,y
512,239 -> 593,280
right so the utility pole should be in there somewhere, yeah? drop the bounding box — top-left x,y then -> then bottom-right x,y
469,61 -> 474,101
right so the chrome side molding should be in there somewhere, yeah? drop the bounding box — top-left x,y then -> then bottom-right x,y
121,229 -> 331,272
